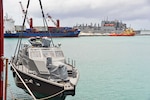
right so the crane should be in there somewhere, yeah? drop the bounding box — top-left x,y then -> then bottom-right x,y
47,13 -> 59,28
19,1 -> 31,27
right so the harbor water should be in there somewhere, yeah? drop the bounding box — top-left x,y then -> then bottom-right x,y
4,36 -> 150,100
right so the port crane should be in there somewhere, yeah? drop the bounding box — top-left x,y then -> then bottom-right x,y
19,1 -> 32,28
46,13 -> 60,28
19,1 -> 59,28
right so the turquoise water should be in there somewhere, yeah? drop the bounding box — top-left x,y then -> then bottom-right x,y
4,36 -> 150,100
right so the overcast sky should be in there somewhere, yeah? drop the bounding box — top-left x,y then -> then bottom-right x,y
3,0 -> 150,30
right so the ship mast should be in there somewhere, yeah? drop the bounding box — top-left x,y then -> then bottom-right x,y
0,0 -> 4,99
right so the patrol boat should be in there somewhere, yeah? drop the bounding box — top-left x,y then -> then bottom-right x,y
10,0 -> 79,100
10,37 -> 79,100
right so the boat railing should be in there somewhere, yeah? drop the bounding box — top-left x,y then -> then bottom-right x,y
16,63 -> 29,74
66,58 -> 76,68
65,58 -> 77,78
15,62 -> 39,76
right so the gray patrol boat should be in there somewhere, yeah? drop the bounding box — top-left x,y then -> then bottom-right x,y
10,37 -> 79,100
10,0 -> 79,99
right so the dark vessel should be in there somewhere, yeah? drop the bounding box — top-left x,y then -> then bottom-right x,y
4,12 -> 80,38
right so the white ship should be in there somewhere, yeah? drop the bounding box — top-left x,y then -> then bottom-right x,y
74,20 -> 141,36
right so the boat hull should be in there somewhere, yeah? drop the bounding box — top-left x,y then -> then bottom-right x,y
11,67 -> 75,100
109,34 -> 135,36
4,31 -> 80,38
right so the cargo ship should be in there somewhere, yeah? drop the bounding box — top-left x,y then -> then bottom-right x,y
74,19 -> 140,36
4,16 -> 80,38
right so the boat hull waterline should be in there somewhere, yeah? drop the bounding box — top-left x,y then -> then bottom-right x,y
4,31 -> 80,38
11,59 -> 79,100
11,65 -> 70,100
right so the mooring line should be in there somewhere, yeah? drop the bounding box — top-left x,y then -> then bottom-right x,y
11,63 -> 37,100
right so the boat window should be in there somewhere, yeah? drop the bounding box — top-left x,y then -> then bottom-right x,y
42,50 -> 54,57
30,49 -> 41,58
55,51 -> 64,57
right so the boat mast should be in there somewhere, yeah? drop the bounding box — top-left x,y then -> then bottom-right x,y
0,0 -> 4,99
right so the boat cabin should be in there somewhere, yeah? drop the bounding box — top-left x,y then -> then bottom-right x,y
28,47 -> 65,62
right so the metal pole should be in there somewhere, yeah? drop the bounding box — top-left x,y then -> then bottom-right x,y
0,0 -> 4,99
4,59 -> 8,100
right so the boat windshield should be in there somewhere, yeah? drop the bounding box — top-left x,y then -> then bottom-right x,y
55,51 -> 64,57
30,49 -> 41,58
42,49 -> 64,58
29,48 -> 64,58
42,50 -> 55,57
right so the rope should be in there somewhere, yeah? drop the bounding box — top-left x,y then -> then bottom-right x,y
14,0 -> 55,59
14,0 -> 31,61
38,0 -> 54,47
19,0 -> 30,38
37,90 -> 65,100
11,0 -> 65,99
11,63 -> 66,100
11,64 -> 37,100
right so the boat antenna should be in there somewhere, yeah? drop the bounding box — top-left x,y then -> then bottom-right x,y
38,0 -> 54,46
14,0 -> 30,58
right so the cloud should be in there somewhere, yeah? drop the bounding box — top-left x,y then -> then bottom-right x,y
3,0 -> 150,29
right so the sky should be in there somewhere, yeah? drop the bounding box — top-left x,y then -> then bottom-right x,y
3,0 -> 150,30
